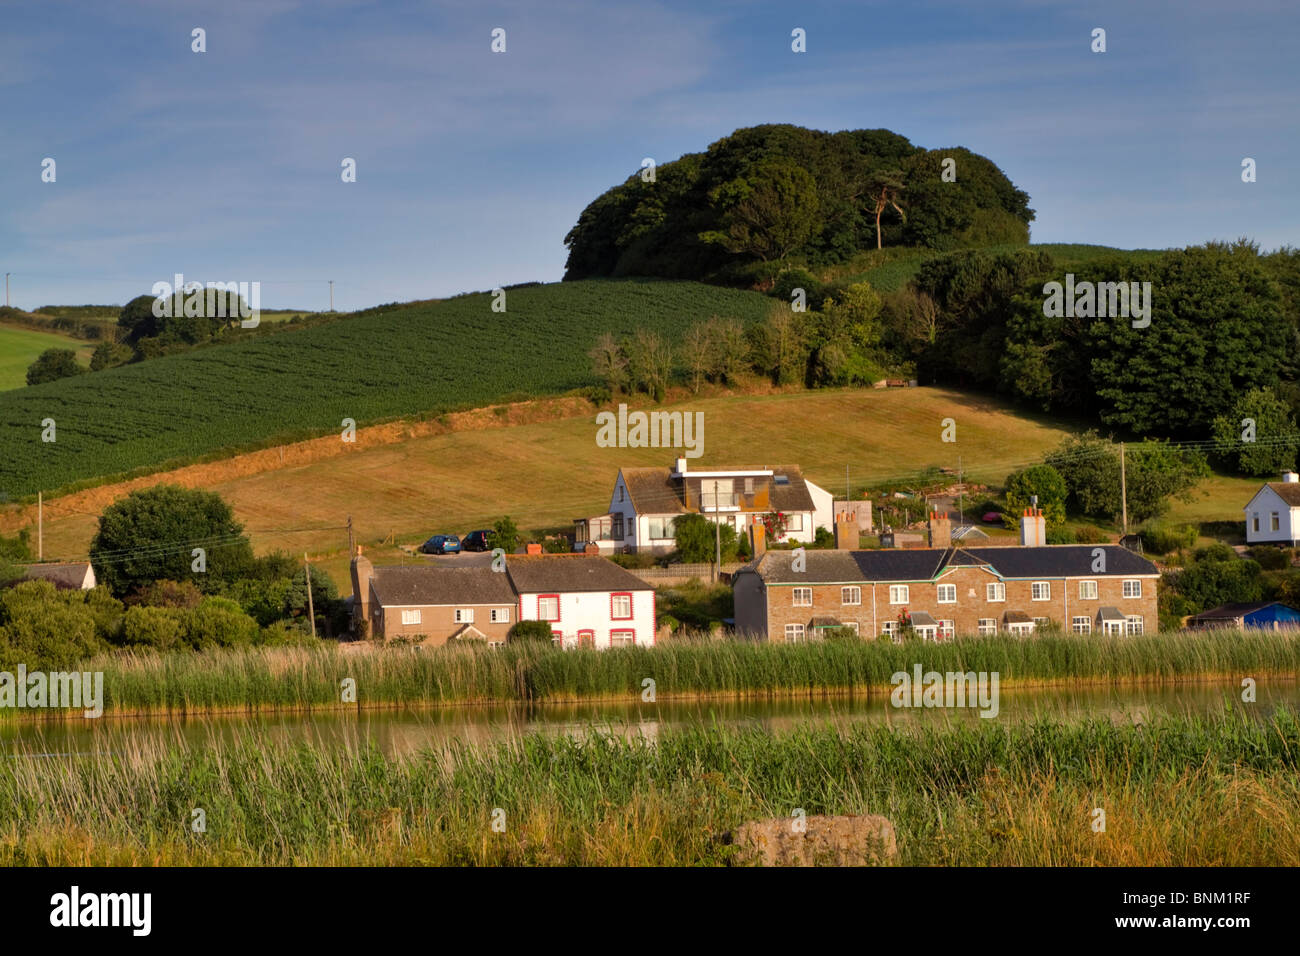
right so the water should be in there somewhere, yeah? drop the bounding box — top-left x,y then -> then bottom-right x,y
2,679 -> 1295,758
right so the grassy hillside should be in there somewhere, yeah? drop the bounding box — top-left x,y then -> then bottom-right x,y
0,280 -> 774,497
0,325 -> 94,391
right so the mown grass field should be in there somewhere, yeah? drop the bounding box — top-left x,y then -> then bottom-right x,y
3,710 -> 1296,865
0,325 -> 94,391
26,629 -> 1300,717
21,386 -> 1080,576
0,279 -> 776,497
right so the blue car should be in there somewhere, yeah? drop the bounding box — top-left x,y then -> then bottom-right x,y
420,534 -> 461,555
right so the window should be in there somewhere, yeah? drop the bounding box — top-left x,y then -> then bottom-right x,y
937,584 -> 957,604
744,477 -> 754,495
978,619 -> 997,636
400,609 -> 421,626
792,587 -> 813,607
785,623 -> 806,643
986,582 -> 1006,603
1033,617 -> 1050,628
881,620 -> 899,642
937,620 -> 955,641
889,585 -> 910,604
488,641 -> 505,649
844,621 -> 860,635
1072,616 -> 1092,634
611,592 -> 633,619
612,514 -> 624,540
551,631 -> 564,646
578,629 -> 595,648
1253,514 -> 1260,533
646,517 -> 675,540
1078,580 -> 1098,600
454,608 -> 474,624
1031,581 -> 1051,601
490,608 -> 510,624
786,514 -> 804,532
841,586 -> 861,606
610,630 -> 635,647
1122,579 -> 1142,599
537,595 -> 560,622
1272,513 -> 1281,532
915,625 -> 938,642
1125,615 -> 1144,635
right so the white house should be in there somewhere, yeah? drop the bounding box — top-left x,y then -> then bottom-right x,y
574,458 -> 834,554
1244,472 -> 1300,546
508,554 -> 656,649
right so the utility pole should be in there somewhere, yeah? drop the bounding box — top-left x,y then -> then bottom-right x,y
304,553 -> 317,638
4,273 -> 9,308
37,491 -> 42,561
957,455 -> 964,528
713,480 -> 722,583
328,280 -> 334,312
1120,442 -> 1128,537
347,514 -> 355,555
845,465 -> 850,502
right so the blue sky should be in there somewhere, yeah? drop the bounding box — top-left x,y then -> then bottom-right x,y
0,0 -> 1295,310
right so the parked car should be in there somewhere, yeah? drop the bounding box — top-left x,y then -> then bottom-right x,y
461,529 -> 493,552
420,534 -> 461,555
981,511 -> 1003,524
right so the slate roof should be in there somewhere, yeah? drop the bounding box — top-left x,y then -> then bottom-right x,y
21,562 -> 93,590
1003,610 -> 1032,624
1096,606 -> 1126,622
741,545 -> 1158,585
908,611 -> 939,626
505,555 -> 651,594
369,566 -> 517,607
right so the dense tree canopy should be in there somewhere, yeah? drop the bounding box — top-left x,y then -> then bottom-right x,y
563,124 -> 1034,281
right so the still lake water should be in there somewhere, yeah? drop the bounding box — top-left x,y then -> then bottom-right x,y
3,679 -> 1297,758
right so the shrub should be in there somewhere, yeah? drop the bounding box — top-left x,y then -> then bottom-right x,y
0,580 -> 105,669
1045,526 -> 1076,544
122,605 -> 186,651
136,579 -> 204,609
1140,523 -> 1197,555
814,526 -> 835,549
1252,546 -> 1291,571
182,598 -> 261,649
1073,525 -> 1107,544
507,620 -> 555,643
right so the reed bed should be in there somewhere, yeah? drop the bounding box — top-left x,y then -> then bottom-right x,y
2,709 -> 1297,865
11,628 -> 1300,720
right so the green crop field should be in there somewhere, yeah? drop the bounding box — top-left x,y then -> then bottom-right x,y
0,325 -> 94,392
0,279 -> 775,497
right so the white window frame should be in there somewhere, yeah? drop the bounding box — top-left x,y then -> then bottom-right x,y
844,621 -> 859,635
537,596 -> 560,622
937,620 -> 955,641
455,608 -> 474,624
1031,581 -> 1051,602
792,587 -> 813,607
881,620 -> 900,642
1125,615 -> 1144,635
786,514 -> 804,532
986,582 -> 1005,603
1033,617 -> 1050,629
841,586 -> 862,606
1272,512 -> 1281,532
977,619 -> 997,636
490,608 -> 510,624
1078,580 -> 1098,600
400,609 -> 421,626
785,623 -> 806,643
1253,514 -> 1260,533
937,583 -> 957,604
1122,579 -> 1142,599
1072,616 -> 1092,634
611,593 -> 633,618
889,585 -> 909,605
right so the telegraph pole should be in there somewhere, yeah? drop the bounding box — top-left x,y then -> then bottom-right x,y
957,455 -> 964,527
4,273 -> 9,308
304,553 -> 317,638
347,514 -> 355,555
713,480 -> 722,583
37,491 -> 43,561
328,280 -> 334,312
1120,442 -> 1128,537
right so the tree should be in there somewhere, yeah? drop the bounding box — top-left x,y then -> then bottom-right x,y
89,485 -> 255,596
508,620 -> 556,643
624,328 -> 674,401
1003,464 -> 1067,528
89,341 -> 134,371
1046,432 -> 1208,524
488,516 -> 521,554
1211,387 -> 1300,476
0,580 -> 106,670
704,316 -> 748,385
748,305 -> 809,385
809,282 -> 884,385
673,513 -> 738,563
589,332 -> 629,393
866,169 -> 906,249
701,158 -> 822,263
26,348 -> 86,385
680,322 -> 711,393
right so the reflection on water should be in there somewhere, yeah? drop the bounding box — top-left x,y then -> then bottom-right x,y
1,680 -> 1295,758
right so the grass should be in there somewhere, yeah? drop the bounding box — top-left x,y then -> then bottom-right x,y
0,325 -> 94,391
1,709 -> 1296,865
19,628 -> 1300,720
0,279 -> 775,497
20,386 -> 1079,574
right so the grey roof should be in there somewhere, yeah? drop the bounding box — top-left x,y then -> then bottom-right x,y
908,611 -> 938,626
21,563 -> 93,589
740,544 -> 1157,585
808,616 -> 844,628
370,566 -> 516,607
1265,482 -> 1300,506
505,555 -> 651,594
619,464 -> 816,516
1003,610 -> 1032,624
1191,601 -> 1292,620
1096,606 -> 1126,622
769,466 -> 817,513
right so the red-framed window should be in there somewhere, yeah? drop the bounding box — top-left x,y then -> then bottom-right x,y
537,594 -> 560,622
610,592 -> 633,620
610,629 -> 635,647
551,629 -> 563,646
577,629 -> 595,648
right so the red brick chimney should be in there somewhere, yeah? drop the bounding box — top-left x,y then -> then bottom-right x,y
928,510 -> 951,548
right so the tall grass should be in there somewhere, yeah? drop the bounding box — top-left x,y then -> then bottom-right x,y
15,628 -> 1297,719
2,709 -> 1296,865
